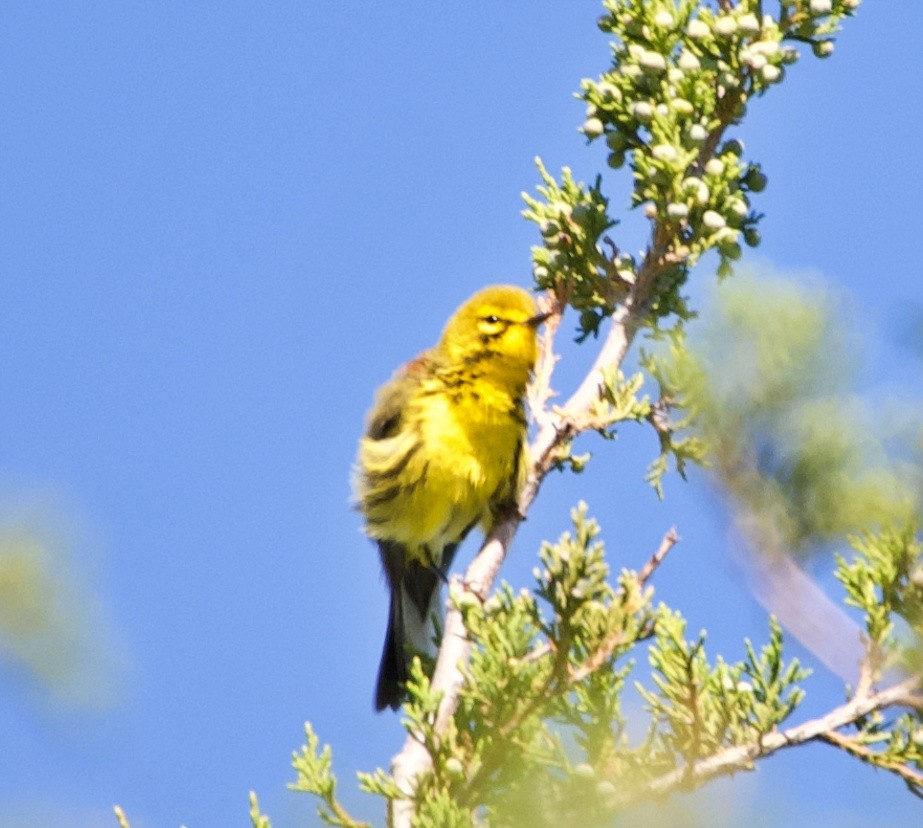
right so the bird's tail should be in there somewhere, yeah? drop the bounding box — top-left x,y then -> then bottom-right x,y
375,543 -> 457,711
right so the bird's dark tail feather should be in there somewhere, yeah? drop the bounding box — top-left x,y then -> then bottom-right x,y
375,590 -> 405,711
374,542 -> 461,712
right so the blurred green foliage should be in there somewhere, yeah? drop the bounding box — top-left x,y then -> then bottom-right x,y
0,515 -> 123,710
649,268 -> 921,554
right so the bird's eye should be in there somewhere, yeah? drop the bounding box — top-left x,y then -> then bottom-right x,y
485,315 -> 499,324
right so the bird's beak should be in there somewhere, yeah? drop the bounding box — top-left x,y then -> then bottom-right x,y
526,311 -> 552,328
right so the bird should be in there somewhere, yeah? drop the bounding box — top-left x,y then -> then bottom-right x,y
354,284 -> 548,710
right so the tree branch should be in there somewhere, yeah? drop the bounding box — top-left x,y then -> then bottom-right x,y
612,673 -> 923,806
817,730 -> 923,795
638,527 -> 681,588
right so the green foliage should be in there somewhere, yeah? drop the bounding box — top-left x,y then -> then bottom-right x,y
836,527 -> 923,656
547,369 -> 653,476
650,271 -> 921,550
640,329 -> 710,497
522,160 -> 617,341
288,505 -> 817,824
524,0 -> 859,340
0,522 -> 124,709
595,367 -> 651,433
289,723 -> 370,827
638,613 -> 808,774
847,710 -> 923,784
249,792 -> 272,828
824,528 -> 923,794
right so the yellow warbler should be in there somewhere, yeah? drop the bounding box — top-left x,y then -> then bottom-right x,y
355,285 -> 547,710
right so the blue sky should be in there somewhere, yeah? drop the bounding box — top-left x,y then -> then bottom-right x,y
1,2 -> 921,826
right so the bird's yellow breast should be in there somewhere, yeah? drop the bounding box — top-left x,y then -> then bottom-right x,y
356,284 -> 541,566
360,378 -> 524,561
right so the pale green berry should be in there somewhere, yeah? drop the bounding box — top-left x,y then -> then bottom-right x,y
672,98 -> 694,115
842,0 -> 861,8
743,50 -> 768,71
573,763 -> 595,780
714,16 -> 737,37
689,124 -> 708,143
633,101 -> 654,122
597,780 -> 617,797
667,68 -> 684,84
655,103 -> 669,117
653,10 -> 675,29
762,64 -> 781,82
738,14 -> 760,33
640,51 -> 667,72
809,0 -> 832,13
582,117 -> 605,138
652,144 -> 678,162
667,202 -> 689,219
606,131 -> 628,151
704,158 -> 724,176
727,198 -> 748,219
751,41 -> 780,57
687,19 -> 710,39
643,202 -> 658,219
813,40 -> 835,58
678,50 -> 701,71
703,210 -> 726,229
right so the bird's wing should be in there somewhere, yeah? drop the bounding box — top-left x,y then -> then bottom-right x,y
365,351 -> 434,440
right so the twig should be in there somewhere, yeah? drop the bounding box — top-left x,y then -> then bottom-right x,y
817,730 -> 923,794
638,527 -> 681,588
390,523 -> 521,827
528,290 -> 563,429
518,641 -> 552,665
611,673 -> 923,806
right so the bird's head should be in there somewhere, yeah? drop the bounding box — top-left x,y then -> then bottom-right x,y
439,285 -> 549,387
